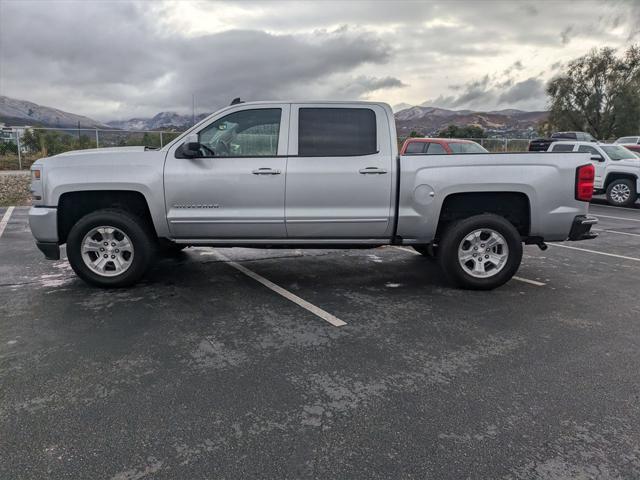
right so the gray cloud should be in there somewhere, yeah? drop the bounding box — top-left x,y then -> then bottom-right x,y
498,77 -> 545,104
0,1 -> 400,119
0,0 -> 636,119
423,74 -> 546,111
561,26 -> 575,45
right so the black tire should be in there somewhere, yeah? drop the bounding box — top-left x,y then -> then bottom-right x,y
606,179 -> 637,207
437,214 -> 523,290
66,209 -> 156,288
412,245 -> 437,258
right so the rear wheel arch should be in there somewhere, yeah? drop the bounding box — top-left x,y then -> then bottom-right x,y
57,190 -> 157,244
435,192 -> 531,242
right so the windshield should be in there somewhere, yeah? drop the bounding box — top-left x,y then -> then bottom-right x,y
616,136 -> 639,144
601,145 -> 637,160
448,142 -> 488,154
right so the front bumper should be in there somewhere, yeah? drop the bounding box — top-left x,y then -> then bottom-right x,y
568,215 -> 598,241
29,207 -> 60,259
36,241 -> 60,260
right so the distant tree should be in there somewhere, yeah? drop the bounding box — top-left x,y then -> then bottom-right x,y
437,124 -> 486,138
0,141 -> 18,155
409,130 -> 421,138
73,134 -> 95,150
20,129 -> 40,152
547,45 -> 640,139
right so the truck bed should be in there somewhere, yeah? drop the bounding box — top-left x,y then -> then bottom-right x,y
395,152 -> 592,243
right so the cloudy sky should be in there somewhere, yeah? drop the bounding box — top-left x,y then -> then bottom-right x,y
0,0 -> 638,120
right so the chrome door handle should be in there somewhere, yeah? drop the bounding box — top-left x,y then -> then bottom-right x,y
252,168 -> 281,175
359,167 -> 388,174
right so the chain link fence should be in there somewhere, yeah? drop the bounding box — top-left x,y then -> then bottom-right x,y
1,128 -> 535,170
0,128 -> 183,170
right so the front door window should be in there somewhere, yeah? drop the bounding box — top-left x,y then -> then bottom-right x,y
198,108 -> 281,157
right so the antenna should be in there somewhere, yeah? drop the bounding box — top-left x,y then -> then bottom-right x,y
192,94 -> 195,126
230,97 -> 243,105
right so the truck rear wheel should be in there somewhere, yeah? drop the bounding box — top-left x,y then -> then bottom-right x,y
66,209 -> 156,288
437,214 -> 522,290
606,179 -> 636,207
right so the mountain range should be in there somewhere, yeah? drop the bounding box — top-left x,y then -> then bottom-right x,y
0,95 -> 109,128
393,105 -> 548,137
105,111 -> 208,131
0,96 -> 548,137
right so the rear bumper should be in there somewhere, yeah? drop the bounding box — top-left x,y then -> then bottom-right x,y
568,215 -> 598,241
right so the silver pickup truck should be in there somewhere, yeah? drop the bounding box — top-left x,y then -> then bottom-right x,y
29,101 -> 597,290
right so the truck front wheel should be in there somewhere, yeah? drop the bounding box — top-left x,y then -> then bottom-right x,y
66,209 -> 156,288
437,214 -> 522,290
606,179 -> 636,207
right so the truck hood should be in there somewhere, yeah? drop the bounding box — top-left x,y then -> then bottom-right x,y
617,158 -> 640,167
52,146 -> 151,157
34,146 -> 165,169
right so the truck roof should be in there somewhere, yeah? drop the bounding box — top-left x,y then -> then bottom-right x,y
227,100 -> 393,107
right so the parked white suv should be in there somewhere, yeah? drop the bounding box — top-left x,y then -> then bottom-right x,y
548,141 -> 640,206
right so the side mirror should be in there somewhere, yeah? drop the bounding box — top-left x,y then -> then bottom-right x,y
182,133 -> 200,157
591,154 -> 604,162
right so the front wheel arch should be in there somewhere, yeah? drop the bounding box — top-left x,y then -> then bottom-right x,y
605,178 -> 637,207
66,208 -> 156,288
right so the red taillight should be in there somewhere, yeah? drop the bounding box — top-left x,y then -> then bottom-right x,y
575,164 -> 595,202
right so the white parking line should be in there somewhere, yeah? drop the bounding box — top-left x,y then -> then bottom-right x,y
549,243 -> 640,262
390,246 -> 545,286
593,228 -> 640,238
590,203 -> 640,212
212,250 -> 347,327
0,206 -> 15,239
594,214 -> 640,223
391,246 -> 420,255
512,276 -> 546,287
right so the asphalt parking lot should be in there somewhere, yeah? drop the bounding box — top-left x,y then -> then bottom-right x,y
2,201 -> 640,479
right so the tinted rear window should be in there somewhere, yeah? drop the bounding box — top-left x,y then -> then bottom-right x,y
298,108 -> 377,156
617,137 -> 639,144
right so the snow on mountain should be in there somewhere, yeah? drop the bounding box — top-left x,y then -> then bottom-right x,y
106,111 -> 209,131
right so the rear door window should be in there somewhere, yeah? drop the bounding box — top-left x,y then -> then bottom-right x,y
426,143 -> 446,154
577,145 -> 599,155
448,142 -> 487,154
551,143 -> 575,152
298,108 -> 377,156
405,141 -> 426,154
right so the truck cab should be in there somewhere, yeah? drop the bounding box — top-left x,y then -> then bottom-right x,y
547,141 -> 640,206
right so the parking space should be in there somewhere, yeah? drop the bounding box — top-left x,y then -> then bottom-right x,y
2,205 -> 640,479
